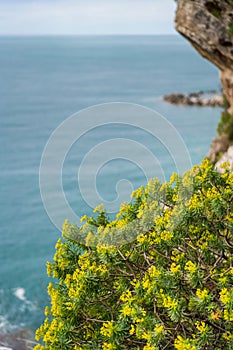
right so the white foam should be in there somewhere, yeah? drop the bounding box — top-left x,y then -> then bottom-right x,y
0,347 -> 13,350
13,288 -> 26,302
0,316 -> 14,333
12,288 -> 35,311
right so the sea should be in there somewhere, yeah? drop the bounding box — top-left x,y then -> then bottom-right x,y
0,35 -> 222,334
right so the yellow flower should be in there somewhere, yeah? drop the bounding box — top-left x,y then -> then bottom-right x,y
135,317 -> 145,323
174,335 -> 196,350
65,302 -> 73,311
222,331 -> 233,341
170,173 -> 178,185
161,231 -> 173,241
64,273 -> 72,287
93,203 -> 104,213
170,263 -> 181,274
154,324 -> 164,334
223,309 -> 233,321
121,305 -> 136,317
137,234 -> 147,244
148,265 -> 161,278
44,306 -> 50,316
129,325 -> 135,335
185,261 -> 197,274
46,262 -> 53,277
142,276 -> 151,290
62,219 -> 69,237
196,288 -> 209,301
195,321 -> 207,334
189,194 -> 201,210
171,250 -> 185,262
160,290 -> 178,310
143,344 -> 156,350
34,345 -> 44,350
120,290 -> 134,303
80,214 -> 88,223
220,288 -> 230,305
100,321 -> 114,338
137,208 -> 144,219
142,331 -> 152,341
131,186 -> 144,198
102,343 -> 116,350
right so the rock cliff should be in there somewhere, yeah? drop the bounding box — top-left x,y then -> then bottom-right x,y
175,0 -> 233,165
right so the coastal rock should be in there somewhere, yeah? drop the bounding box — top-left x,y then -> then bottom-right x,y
208,133 -> 231,163
220,69 -> 233,114
0,330 -> 33,350
175,0 -> 233,71
164,91 -> 223,107
175,0 -> 233,160
216,145 -> 233,172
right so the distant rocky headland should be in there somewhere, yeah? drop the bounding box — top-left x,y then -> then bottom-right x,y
164,91 -> 223,107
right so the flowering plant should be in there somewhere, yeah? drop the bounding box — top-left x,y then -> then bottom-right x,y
35,160 -> 233,350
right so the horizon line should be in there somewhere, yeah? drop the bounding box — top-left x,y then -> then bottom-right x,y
0,33 -> 179,37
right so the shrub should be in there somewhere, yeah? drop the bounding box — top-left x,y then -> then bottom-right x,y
222,94 -> 230,110
228,21 -> 233,35
217,110 -> 233,141
35,160 -> 233,350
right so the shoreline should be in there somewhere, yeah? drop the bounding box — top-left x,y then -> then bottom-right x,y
0,329 -> 34,350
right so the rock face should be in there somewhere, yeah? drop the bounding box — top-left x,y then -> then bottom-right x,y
207,133 -> 231,163
0,330 -> 33,350
175,0 -> 233,113
175,0 -> 233,166
220,69 -> 233,114
216,145 -> 233,172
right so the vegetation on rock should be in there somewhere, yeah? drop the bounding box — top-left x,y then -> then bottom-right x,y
217,110 -> 233,141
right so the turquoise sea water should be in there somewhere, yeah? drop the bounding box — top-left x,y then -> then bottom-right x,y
0,35 -> 221,332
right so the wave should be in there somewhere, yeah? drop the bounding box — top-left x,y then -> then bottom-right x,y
0,288 -> 37,334
13,288 -> 26,302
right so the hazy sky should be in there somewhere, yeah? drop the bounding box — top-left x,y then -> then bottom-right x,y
0,0 -> 177,35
